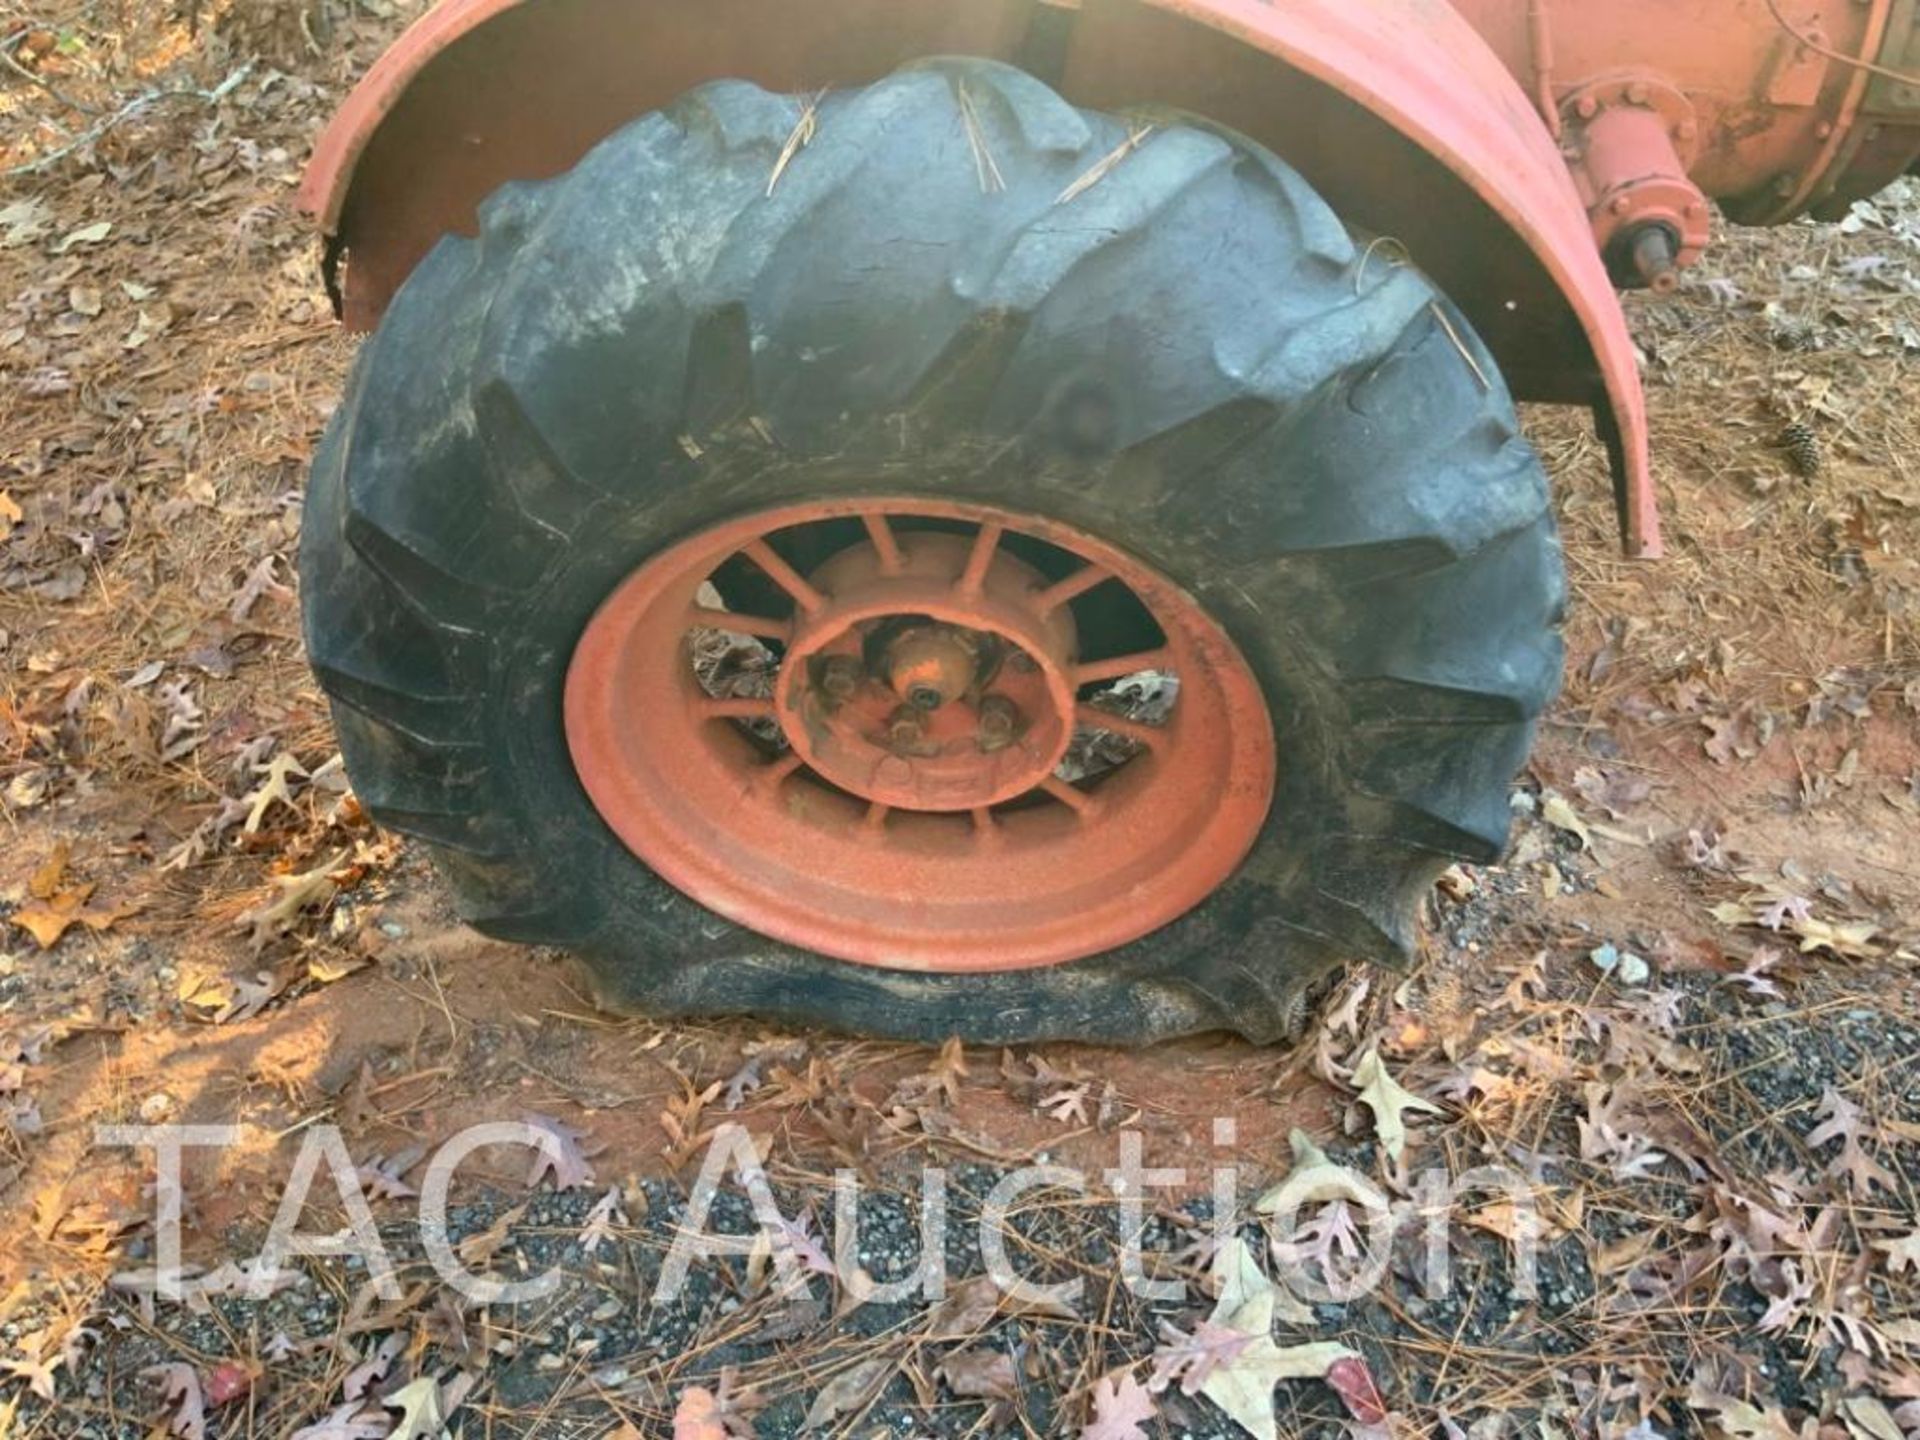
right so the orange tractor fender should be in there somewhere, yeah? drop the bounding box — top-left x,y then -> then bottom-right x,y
299,0 -> 1664,557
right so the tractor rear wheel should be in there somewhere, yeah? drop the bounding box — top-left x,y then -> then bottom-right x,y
300,58 -> 1564,1044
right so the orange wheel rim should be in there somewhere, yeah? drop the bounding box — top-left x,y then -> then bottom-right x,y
564,498 -> 1276,973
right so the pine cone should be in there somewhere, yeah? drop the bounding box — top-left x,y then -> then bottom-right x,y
1781,421 -> 1823,478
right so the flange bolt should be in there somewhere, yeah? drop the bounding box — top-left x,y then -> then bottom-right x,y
977,695 -> 1019,752
888,706 -> 928,748
818,654 -> 864,700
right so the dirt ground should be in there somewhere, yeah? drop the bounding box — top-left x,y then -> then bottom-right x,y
3,3 -> 1920,1438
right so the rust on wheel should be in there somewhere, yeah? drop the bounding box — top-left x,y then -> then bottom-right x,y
563,498 -> 1275,972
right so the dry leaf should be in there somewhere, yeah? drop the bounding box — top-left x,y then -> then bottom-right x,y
204,1360 -> 257,1408
1148,1319 -> 1253,1397
1082,1369 -> 1157,1439
456,1200 -> 528,1270
580,1186 -> 626,1256
936,1348 -> 1017,1416
1200,1236 -> 1359,1440
1326,1355 -> 1389,1425
1351,1050 -> 1440,1162
342,1334 -> 404,1402
52,220 -> 111,253
239,853 -> 342,948
1842,1397 -> 1905,1440
308,952 -> 370,985
1540,792 -> 1593,849
244,751 -> 308,833
1687,1386 -> 1808,1440
525,1112 -> 600,1190
141,1363 -> 207,1440
10,882 -> 133,951
800,1356 -> 891,1432
926,1274 -> 1002,1339
673,1387 -> 728,1440
1874,1230 -> 1920,1275
288,1404 -> 389,1440
382,1376 -> 444,1440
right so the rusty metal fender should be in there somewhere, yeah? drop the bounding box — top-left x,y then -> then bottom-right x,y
298,0 -> 1663,557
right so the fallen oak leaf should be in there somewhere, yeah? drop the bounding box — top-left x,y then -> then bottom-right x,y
670,1368 -> 760,1439
1540,792 -> 1592,850
673,1387 -> 728,1440
773,1207 -> 837,1280
355,1147 -> 426,1202
1874,1229 -> 1920,1275
1757,894 -> 1814,931
525,1112 -> 601,1190
1041,1083 -> 1091,1125
936,1348 -> 1018,1421
213,969 -> 288,1025
141,1362 -> 207,1440
243,751 -> 308,833
7,888 -> 122,949
925,1274 -> 1001,1338
1790,914 -> 1882,960
456,1199 -> 528,1270
287,1404 -> 389,1440
1082,1368 -> 1158,1440
800,1356 -> 891,1432
1807,1087 -> 1897,1197
204,1360 -> 258,1408
927,1034 -> 969,1104
1148,1319 -> 1253,1396
1201,1235 -> 1360,1440
925,1271 -> 1076,1338
1326,1355 -> 1389,1426
342,1333 -> 404,1402
308,951 -> 370,985
239,852 -> 343,948
2,1347 -> 61,1402
1843,1396 -> 1907,1440
1350,1050 -> 1440,1163
230,554 -> 292,624
1686,1384 -> 1809,1440
27,844 -> 67,899
383,1375 -> 445,1440
580,1185 -> 626,1256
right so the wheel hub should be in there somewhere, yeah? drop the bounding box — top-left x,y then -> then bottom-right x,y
773,532 -> 1077,812
562,497 -> 1277,973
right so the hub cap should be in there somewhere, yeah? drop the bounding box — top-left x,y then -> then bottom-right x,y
564,498 -> 1275,973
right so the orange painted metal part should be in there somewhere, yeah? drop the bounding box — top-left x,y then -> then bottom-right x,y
563,498 -> 1276,973
771,532 -> 1082,812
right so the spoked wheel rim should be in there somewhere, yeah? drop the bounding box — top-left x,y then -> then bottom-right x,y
563,498 -> 1276,973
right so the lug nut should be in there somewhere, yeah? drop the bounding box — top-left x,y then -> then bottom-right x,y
907,684 -> 945,711
888,706 -> 927,748
977,695 -> 1019,752
818,654 -> 864,700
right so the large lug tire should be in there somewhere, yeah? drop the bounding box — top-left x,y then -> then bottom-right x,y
300,58 -> 1565,1045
